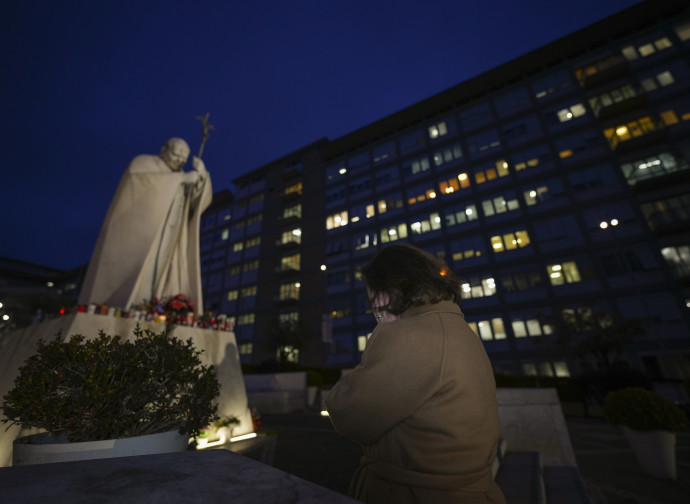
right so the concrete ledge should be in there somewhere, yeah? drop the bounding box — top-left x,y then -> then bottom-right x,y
497,388 -> 577,467
0,449 -> 359,503
245,372 -> 307,413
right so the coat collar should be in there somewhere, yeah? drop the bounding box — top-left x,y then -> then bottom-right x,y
399,300 -> 463,319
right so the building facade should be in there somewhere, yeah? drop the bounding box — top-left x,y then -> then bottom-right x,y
201,0 -> 690,378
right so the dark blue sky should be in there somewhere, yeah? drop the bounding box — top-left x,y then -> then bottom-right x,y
0,0 -> 641,270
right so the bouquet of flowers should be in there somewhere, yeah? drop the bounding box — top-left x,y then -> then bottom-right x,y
164,294 -> 196,325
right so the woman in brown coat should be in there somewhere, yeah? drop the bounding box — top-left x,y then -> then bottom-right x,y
326,243 -> 505,504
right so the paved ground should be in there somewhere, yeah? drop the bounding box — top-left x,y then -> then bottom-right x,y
243,411 -> 690,504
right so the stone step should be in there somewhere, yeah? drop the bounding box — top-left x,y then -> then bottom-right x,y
543,466 -> 594,504
495,451 -> 546,504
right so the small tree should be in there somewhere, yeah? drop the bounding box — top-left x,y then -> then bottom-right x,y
538,299 -> 644,372
2,325 -> 220,442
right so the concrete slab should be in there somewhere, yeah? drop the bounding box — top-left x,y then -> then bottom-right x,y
0,449 -> 360,503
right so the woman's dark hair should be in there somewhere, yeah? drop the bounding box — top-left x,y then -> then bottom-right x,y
362,243 -> 461,315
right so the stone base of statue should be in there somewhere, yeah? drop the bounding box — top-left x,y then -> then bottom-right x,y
0,313 -> 252,467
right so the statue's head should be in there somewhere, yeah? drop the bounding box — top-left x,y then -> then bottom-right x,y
160,138 -> 190,171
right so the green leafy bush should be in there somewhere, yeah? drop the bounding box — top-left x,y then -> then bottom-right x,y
1,325 -> 219,442
603,387 -> 689,432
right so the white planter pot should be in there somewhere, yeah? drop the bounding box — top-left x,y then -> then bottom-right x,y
621,426 -> 677,480
13,430 -> 189,466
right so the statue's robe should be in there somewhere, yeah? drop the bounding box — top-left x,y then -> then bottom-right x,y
78,154 -> 212,313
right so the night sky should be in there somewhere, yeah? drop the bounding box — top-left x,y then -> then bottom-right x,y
0,0 -> 641,271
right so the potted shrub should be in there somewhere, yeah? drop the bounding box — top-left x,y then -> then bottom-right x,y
603,387 -> 688,480
1,325 -> 220,465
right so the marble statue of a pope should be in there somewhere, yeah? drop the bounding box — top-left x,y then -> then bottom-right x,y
78,138 -> 212,313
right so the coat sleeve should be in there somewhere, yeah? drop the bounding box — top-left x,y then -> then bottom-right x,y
325,320 -> 443,445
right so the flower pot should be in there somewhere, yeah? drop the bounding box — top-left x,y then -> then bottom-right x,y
621,426 -> 677,480
12,430 -> 189,466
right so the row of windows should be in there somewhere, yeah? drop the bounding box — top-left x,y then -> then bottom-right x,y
324,34 -> 686,187
232,236 -> 261,252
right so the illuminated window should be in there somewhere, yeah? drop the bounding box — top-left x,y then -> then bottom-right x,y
237,313 -> 255,325
283,204 -> 301,220
407,185 -> 437,205
239,343 -> 253,355
675,20 -> 690,41
523,186 -> 549,206
326,210 -> 349,230
377,194 -> 404,215
277,346 -> 299,363
621,152 -> 680,185
245,237 -> 261,248
554,362 -> 570,377
227,290 -> 238,301
325,163 -> 347,182
233,242 -> 244,252
350,202 -> 375,223
354,230 -> 378,250
279,282 -> 300,301
547,262 -> 581,286
460,276 -> 497,300
621,37 -> 672,61
555,103 -> 586,122
474,160 -> 510,185
532,70 -> 572,100
444,203 -> 478,227
603,116 -> 659,149
410,212 -> 442,235
450,236 -> 485,262
481,192 -> 519,217
439,172 -> 470,195
278,312 -> 299,325
660,110 -> 679,126
513,145 -> 551,173
280,228 -> 301,246
403,156 -> 431,177
511,317 -> 547,338
468,318 -> 506,341
280,254 -> 300,272
574,54 -> 626,86
491,230 -> 530,253
357,334 -> 371,352
433,143 -> 463,167
285,181 -> 302,196
380,222 -> 408,243
242,260 -> 259,272
641,70 -> 675,92
240,286 -> 257,298
428,121 -> 448,139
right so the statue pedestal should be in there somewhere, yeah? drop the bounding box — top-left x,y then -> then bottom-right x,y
0,313 -> 252,467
